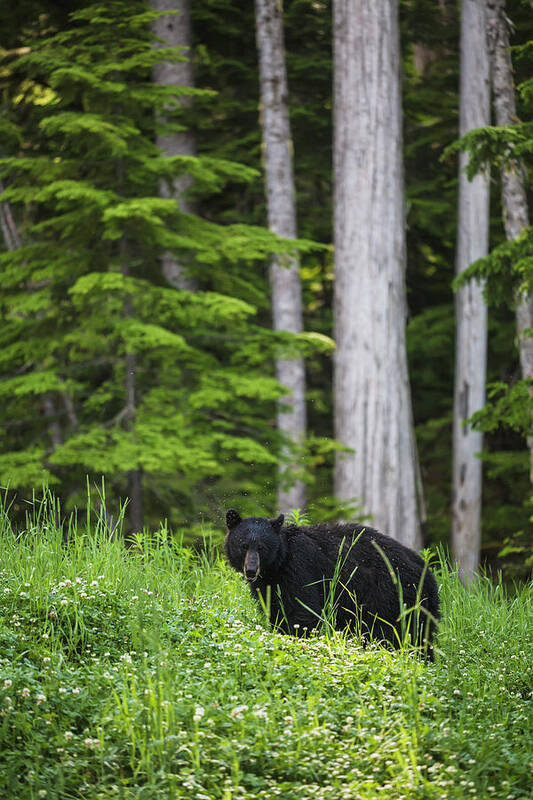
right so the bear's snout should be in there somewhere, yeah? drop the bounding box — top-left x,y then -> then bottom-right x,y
244,548 -> 260,581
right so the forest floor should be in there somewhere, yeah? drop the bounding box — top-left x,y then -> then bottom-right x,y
0,497 -> 531,800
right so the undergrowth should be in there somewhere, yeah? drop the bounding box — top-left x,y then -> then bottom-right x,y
0,491 -> 531,799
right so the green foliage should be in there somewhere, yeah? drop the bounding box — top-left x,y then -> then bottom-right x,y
0,0 -> 325,529
0,504 -> 532,799
469,381 -> 533,437
442,11 -> 533,565
453,227 -> 533,305
2,0 -> 533,565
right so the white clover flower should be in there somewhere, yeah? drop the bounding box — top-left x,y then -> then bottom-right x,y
84,737 -> 100,750
72,687 -> 81,696
36,693 -> 46,705
3,679 -> 12,690
193,705 -> 205,723
64,731 -> 74,741
230,704 -> 248,718
3,588 -> 10,594
60,599 -> 68,606
21,688 -> 30,698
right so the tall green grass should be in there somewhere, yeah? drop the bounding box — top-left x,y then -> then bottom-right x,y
0,491 -> 531,799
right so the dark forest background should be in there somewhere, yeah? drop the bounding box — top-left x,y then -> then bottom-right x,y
1,0 -> 532,576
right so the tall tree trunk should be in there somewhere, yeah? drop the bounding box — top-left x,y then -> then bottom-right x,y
121,243 -> 144,537
332,0 -> 422,548
255,0 -> 306,512
125,346 -> 144,537
151,0 -> 196,291
487,0 -> 533,480
452,0 -> 490,582
0,181 -> 22,251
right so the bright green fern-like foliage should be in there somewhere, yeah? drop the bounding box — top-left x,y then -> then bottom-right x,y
0,1 -> 324,529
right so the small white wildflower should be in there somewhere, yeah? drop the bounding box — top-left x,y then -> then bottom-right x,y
3,679 -> 12,689
21,687 -> 30,698
36,693 -> 46,705
230,704 -> 248,718
193,705 -> 205,723
3,588 -> 10,594
60,599 -> 68,606
43,657 -> 51,664
84,737 -> 100,750
72,687 -> 81,696
90,581 -> 98,587
64,731 -> 74,741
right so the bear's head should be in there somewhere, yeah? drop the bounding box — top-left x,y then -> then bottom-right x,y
225,509 -> 285,582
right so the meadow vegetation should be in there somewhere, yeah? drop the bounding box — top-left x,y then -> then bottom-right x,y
0,493 -> 531,799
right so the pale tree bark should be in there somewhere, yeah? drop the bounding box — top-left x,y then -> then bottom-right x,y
332,0 -> 422,548
487,0 -> 533,480
452,0 -> 490,582
255,0 -> 306,512
151,0 -> 196,291
0,181 -> 22,251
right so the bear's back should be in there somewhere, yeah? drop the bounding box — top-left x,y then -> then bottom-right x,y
284,521 -> 418,569
282,521 -> 437,613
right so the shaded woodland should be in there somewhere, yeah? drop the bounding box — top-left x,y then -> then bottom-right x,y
1,0 -> 532,578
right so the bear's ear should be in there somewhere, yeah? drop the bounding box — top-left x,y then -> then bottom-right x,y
269,513 -> 284,533
226,509 -> 242,530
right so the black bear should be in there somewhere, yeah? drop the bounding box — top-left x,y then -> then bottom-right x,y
225,510 -> 439,660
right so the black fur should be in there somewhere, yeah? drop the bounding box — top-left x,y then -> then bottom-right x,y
225,510 -> 439,660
